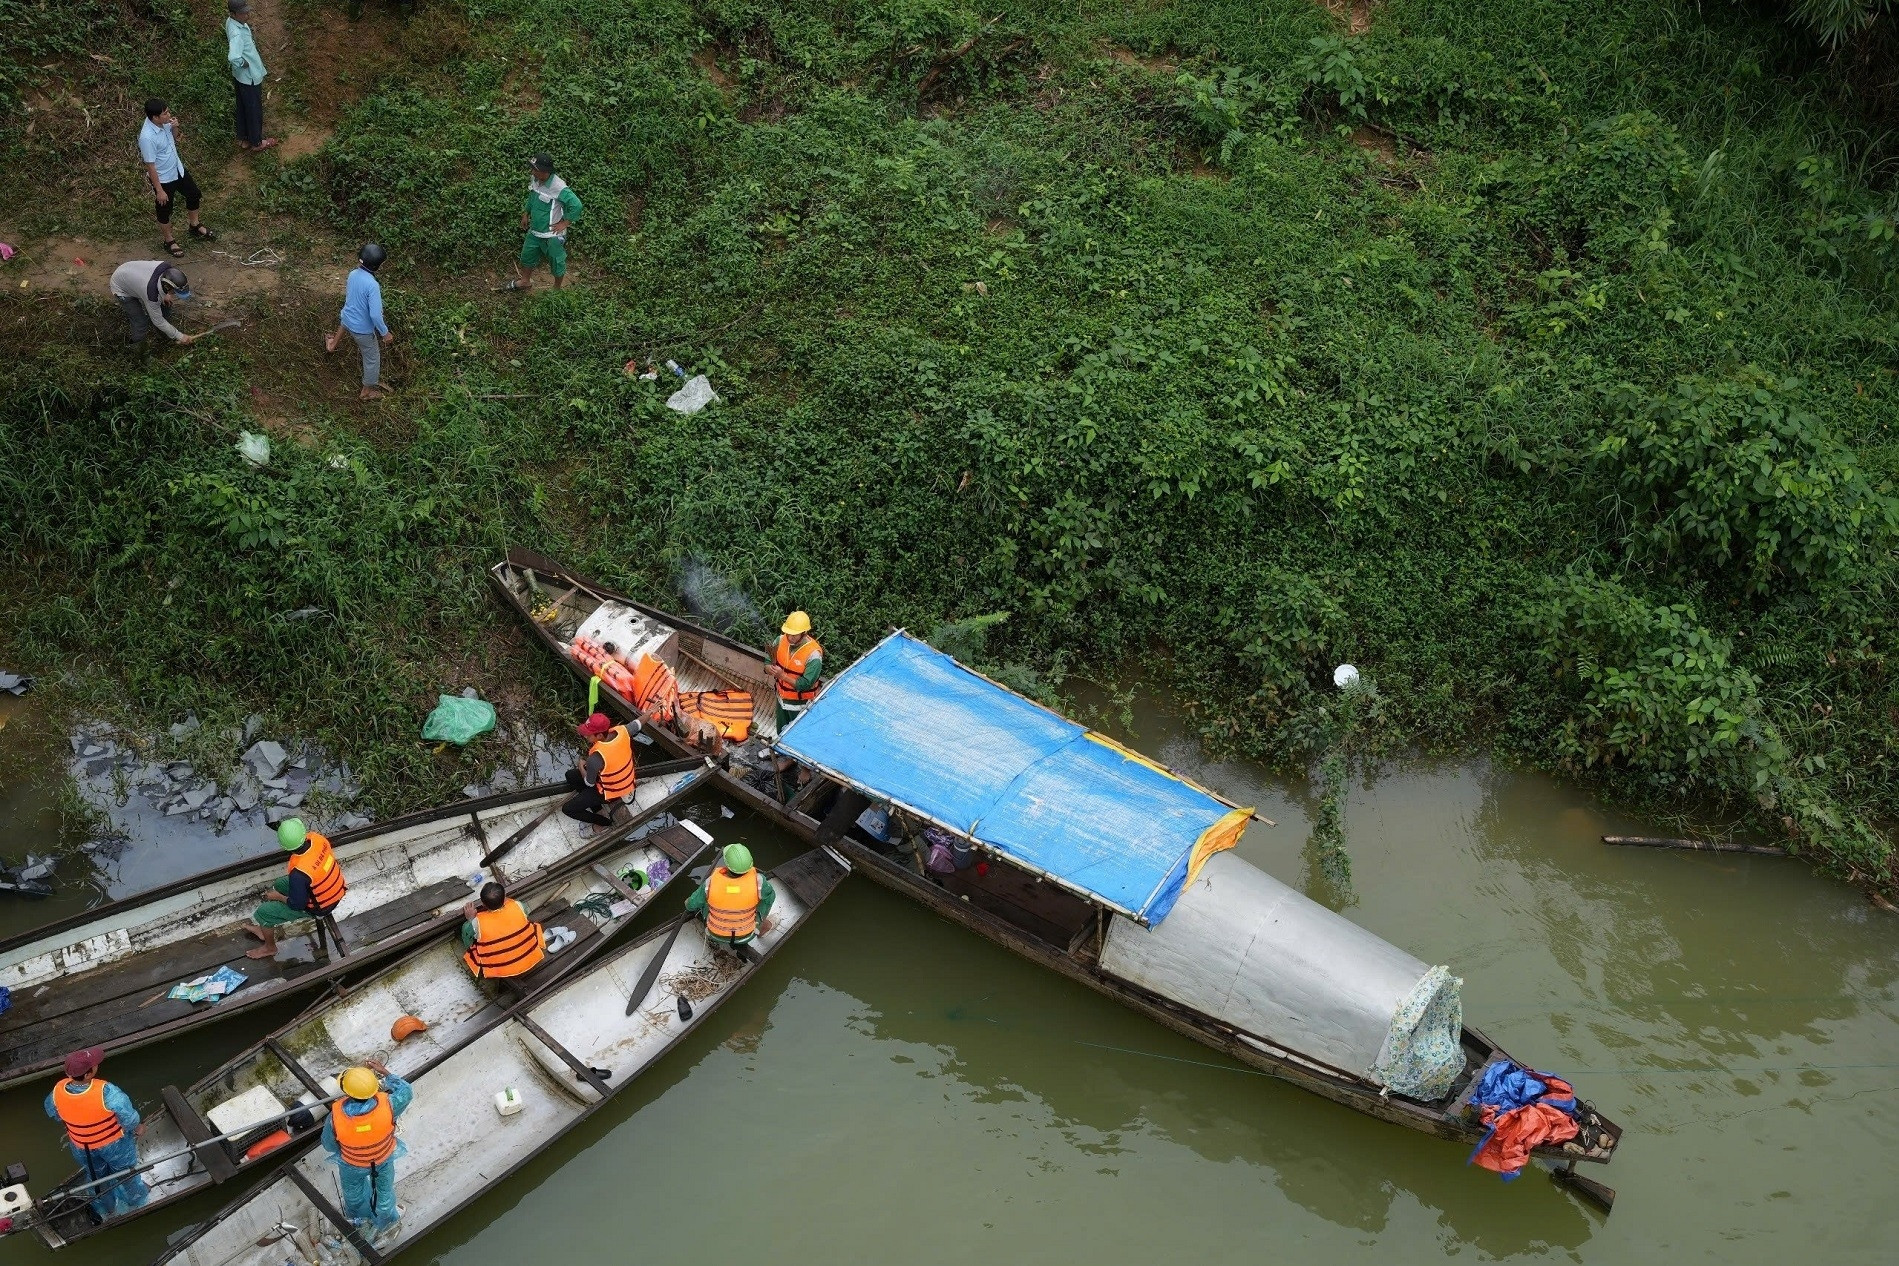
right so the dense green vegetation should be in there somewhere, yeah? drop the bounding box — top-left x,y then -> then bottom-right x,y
2,0 -> 1895,884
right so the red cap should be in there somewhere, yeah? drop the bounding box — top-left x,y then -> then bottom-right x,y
576,712 -> 613,737
62,1047 -> 104,1079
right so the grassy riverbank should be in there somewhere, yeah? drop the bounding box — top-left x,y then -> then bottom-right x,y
1,0 -> 1894,881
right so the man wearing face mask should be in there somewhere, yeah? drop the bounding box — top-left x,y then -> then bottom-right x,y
107,261 -> 200,345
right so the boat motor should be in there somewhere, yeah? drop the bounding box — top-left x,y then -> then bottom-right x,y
0,1163 -> 33,1236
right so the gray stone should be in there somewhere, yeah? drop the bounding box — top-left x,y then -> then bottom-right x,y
489,768 -> 520,793
262,776 -> 289,791
462,783 -> 487,799
243,713 -> 265,744
232,780 -> 261,812
285,768 -> 313,793
135,763 -> 164,785
83,757 -> 112,778
166,762 -> 194,778
460,686 -> 478,698
264,804 -> 294,827
168,716 -> 200,740
164,799 -> 193,817
81,744 -> 103,758
334,812 -> 373,831
182,786 -> 213,810
276,791 -> 305,809
244,740 -> 289,779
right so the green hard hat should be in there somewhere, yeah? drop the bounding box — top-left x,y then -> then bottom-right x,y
722,843 -> 753,874
277,818 -> 308,850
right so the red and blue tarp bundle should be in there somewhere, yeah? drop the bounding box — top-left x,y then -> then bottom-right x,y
1466,1060 -> 1580,1179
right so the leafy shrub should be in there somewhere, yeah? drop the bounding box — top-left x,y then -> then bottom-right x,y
1525,571 -> 1785,790
1593,367 -> 1898,591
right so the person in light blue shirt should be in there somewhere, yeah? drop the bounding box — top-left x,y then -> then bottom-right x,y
327,243 -> 394,399
138,99 -> 213,258
225,1 -> 275,152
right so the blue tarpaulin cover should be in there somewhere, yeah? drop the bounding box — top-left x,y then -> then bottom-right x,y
777,633 -> 1248,924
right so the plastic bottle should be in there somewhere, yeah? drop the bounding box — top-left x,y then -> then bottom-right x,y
665,360 -> 686,379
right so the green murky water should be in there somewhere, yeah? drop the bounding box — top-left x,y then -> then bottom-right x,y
4,693 -> 1898,1264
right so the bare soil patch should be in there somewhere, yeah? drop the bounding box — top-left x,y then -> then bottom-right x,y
1105,45 -> 1181,77
1320,0 -> 1375,36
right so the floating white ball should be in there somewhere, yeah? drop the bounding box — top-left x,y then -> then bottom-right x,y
1333,663 -> 1361,690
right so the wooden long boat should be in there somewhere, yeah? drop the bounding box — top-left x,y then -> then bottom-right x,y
0,760 -> 710,1091
15,807 -> 715,1248
492,551 -> 1623,1210
150,847 -> 851,1265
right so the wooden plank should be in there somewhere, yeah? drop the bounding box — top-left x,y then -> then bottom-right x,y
643,823 -> 704,865
335,879 -> 470,943
285,1165 -> 384,1264
160,1085 -> 238,1183
264,1038 -> 332,1102
590,863 -> 644,905
514,1014 -> 611,1097
768,849 -> 850,911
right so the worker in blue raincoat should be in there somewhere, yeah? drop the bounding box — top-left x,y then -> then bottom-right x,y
322,1059 -> 412,1247
45,1047 -> 149,1225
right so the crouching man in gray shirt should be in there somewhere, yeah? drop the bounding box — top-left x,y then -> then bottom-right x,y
108,261 -> 199,345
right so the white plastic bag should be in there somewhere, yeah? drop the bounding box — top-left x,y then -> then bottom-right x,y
236,431 -> 271,468
665,374 -> 720,415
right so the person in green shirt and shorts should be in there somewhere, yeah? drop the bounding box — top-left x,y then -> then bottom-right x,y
509,153 -> 583,290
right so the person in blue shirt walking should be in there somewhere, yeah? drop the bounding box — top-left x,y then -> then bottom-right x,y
45,1047 -> 149,1226
326,243 -> 394,400
225,0 -> 276,153
322,1060 -> 411,1248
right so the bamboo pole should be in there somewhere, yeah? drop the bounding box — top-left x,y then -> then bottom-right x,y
1601,836 -> 1786,857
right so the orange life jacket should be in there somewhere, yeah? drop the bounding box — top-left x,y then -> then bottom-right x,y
53,1078 -> 125,1150
590,726 -> 637,802
704,865 -> 761,940
462,899 -> 546,979
331,1092 -> 397,1167
679,690 -> 753,741
772,635 -> 823,704
288,832 -> 346,912
630,654 -> 679,723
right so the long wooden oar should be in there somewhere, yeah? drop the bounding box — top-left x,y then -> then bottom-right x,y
480,802 -> 563,870
625,914 -> 690,1015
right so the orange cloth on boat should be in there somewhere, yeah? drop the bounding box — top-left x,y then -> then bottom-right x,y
630,653 -> 679,723
679,690 -> 753,741
53,1078 -> 124,1149
1470,1099 -> 1579,1177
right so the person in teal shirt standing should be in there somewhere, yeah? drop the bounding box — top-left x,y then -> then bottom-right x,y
508,153 -> 582,291
224,1 -> 276,152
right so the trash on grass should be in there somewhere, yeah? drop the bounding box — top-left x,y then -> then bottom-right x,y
237,431 -> 272,468
421,694 -> 497,746
0,671 -> 32,696
665,374 -> 720,415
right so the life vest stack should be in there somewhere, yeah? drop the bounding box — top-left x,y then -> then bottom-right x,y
568,635 -> 637,702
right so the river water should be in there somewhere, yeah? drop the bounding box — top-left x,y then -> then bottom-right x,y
3,689 -> 1897,1264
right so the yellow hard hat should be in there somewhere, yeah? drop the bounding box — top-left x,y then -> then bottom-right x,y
781,610 -> 811,635
339,1066 -> 381,1100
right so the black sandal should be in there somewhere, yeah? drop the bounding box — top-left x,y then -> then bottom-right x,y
189,225 -> 217,241
166,240 -> 186,257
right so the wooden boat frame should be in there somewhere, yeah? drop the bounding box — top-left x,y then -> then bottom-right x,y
148,847 -> 853,1266
490,549 -> 1622,1211
0,760 -> 710,1091
23,808 -> 717,1249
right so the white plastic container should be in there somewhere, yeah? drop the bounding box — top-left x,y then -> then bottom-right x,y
494,1087 -> 524,1117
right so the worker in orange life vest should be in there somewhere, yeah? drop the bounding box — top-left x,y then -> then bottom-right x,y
242,817 -> 347,959
562,711 -> 638,826
769,612 -> 823,794
684,843 -> 776,949
460,880 -> 547,979
44,1047 -> 149,1224
323,1059 -> 412,1247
